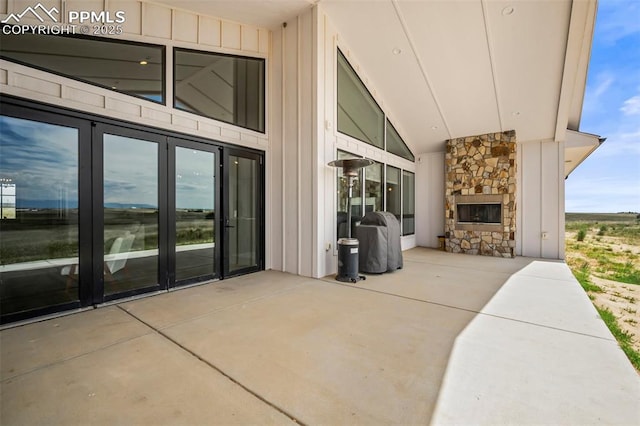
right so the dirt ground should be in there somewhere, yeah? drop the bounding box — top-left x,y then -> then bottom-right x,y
590,276 -> 640,353
565,231 -> 640,354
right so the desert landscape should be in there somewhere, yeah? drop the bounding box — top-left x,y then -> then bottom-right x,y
565,213 -> 640,371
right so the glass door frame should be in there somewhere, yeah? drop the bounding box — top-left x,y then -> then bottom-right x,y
0,102 -> 93,323
92,123 -> 169,303
222,148 -> 264,278
167,138 -> 222,288
1,95 -> 266,323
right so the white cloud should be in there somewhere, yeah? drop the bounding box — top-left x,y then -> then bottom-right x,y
593,75 -> 614,98
620,95 -> 640,115
582,73 -> 615,116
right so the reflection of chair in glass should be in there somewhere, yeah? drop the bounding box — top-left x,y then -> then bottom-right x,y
61,232 -> 136,290
103,232 -> 136,281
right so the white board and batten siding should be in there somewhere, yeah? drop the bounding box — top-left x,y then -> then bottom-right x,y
0,0 -> 270,152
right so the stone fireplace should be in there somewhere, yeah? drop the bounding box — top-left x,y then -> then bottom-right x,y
444,130 -> 516,257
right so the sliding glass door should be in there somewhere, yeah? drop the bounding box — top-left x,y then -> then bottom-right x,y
0,98 -> 264,323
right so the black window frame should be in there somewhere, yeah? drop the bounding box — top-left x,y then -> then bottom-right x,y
173,47 -> 266,134
0,25 -> 167,105
0,94 -> 265,325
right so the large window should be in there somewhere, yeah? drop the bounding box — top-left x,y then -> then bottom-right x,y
364,161 -> 383,214
336,150 -> 414,238
174,49 -> 265,133
337,50 -> 384,148
0,31 -> 164,103
336,150 -> 363,238
337,49 -> 414,162
386,120 -> 415,162
386,165 -> 401,223
402,171 -> 415,236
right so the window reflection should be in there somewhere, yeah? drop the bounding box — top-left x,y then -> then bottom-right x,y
103,134 -> 158,295
337,50 -> 384,148
335,151 -> 415,239
0,32 -> 164,103
403,171 -> 415,235
336,150 -> 362,238
175,147 -> 215,282
1,181 -> 16,219
386,119 -> 414,162
386,165 -> 401,224
0,115 -> 79,315
364,161 -> 383,214
174,49 -> 265,132
228,155 -> 258,272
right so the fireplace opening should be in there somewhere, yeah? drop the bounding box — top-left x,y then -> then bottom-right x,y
457,203 -> 501,224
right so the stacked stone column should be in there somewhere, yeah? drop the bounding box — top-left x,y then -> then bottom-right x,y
444,130 -> 517,257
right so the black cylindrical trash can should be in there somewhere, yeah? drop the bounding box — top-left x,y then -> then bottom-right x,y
336,238 -> 363,282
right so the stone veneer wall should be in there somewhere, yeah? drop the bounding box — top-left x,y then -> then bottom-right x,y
444,130 -> 517,257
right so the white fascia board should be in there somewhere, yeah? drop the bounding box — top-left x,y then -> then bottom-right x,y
564,129 -> 604,177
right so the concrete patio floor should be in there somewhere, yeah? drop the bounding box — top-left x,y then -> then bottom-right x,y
1,248 -> 639,425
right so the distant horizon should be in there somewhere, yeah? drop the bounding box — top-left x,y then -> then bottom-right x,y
565,211 -> 638,214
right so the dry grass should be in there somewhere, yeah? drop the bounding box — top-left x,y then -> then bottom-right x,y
565,213 -> 640,371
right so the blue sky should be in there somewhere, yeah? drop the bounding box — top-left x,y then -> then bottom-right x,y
565,0 -> 640,213
0,115 -> 78,203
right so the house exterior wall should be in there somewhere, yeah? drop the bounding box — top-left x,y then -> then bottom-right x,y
321,8 -> 418,273
271,6 -> 419,279
0,1 -> 270,151
415,152 -> 445,248
1,0 -> 277,270
517,139 -> 566,259
414,138 -> 566,260
268,10 -> 316,277
1,0 -> 569,288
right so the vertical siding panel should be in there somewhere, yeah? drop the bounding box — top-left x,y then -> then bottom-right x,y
541,140 -> 561,259
198,16 -> 221,47
241,26 -> 259,52
258,28 -> 269,54
521,142 -> 542,257
558,141 -> 566,259
298,11 -> 314,277
283,18 -> 299,274
221,21 -> 241,50
142,2 -> 171,39
109,0 -> 141,35
172,10 -> 198,43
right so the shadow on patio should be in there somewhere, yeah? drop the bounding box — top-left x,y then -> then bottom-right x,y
1,248 -> 638,424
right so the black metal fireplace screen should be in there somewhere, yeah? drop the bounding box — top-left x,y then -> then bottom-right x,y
457,203 -> 501,224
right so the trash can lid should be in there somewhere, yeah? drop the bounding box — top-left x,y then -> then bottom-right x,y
337,238 -> 359,246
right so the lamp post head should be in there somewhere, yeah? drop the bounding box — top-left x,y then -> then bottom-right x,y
327,158 -> 375,177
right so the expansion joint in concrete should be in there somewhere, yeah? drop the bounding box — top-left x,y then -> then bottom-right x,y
116,305 -> 307,426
